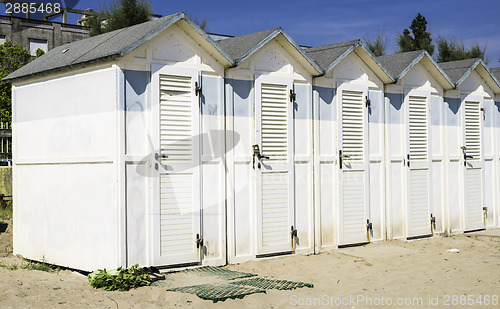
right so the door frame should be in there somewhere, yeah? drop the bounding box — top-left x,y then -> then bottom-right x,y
254,73 -> 296,256
460,93 -> 485,231
150,64 -> 202,266
404,88 -> 432,238
336,82 -> 370,245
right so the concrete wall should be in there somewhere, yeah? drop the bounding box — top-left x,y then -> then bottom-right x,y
0,16 -> 88,53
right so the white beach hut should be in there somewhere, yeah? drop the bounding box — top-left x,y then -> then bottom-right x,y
304,40 -> 393,248
440,59 -> 500,233
377,51 -> 454,239
218,28 -> 322,263
4,13 -> 233,271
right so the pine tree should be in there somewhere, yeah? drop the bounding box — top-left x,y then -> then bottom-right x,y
88,0 -> 152,36
397,13 -> 434,55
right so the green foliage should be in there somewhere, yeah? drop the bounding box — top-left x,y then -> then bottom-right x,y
397,13 -> 434,55
188,14 -> 209,32
88,265 -> 151,291
0,201 -> 12,221
0,257 -> 59,272
35,48 -> 45,58
0,41 -> 32,124
436,37 -> 488,63
88,0 -> 152,36
364,30 -> 388,56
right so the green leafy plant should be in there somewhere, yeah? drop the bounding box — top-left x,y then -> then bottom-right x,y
397,13 -> 434,55
88,264 -> 150,291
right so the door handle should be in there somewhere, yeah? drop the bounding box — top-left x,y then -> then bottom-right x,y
258,154 -> 270,160
339,150 -> 350,169
155,153 -> 168,160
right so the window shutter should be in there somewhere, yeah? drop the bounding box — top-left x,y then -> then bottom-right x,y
465,101 -> 481,160
261,83 -> 288,162
408,96 -> 428,161
342,90 -> 364,162
159,74 -> 193,163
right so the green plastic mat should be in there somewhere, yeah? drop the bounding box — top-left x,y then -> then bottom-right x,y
230,277 -> 314,290
181,266 -> 257,280
168,283 -> 266,303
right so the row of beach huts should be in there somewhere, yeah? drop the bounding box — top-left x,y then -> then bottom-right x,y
4,13 -> 500,271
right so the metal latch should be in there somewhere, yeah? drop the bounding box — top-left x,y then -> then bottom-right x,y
196,233 -> 203,249
365,96 -> 371,108
483,207 -> 488,219
430,213 -> 436,235
366,219 -> 372,242
291,226 -> 298,250
339,150 -> 350,169
290,89 -> 296,103
195,81 -> 202,96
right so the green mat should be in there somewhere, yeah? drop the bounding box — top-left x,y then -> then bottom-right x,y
230,277 -> 314,290
167,283 -> 266,303
180,266 -> 257,280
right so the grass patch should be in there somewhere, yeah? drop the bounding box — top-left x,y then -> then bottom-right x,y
0,203 -> 12,221
0,257 -> 60,273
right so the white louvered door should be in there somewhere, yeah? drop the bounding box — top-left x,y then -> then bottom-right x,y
462,96 -> 484,231
152,66 -> 201,266
255,76 -> 295,256
338,84 -> 369,245
406,92 -> 431,238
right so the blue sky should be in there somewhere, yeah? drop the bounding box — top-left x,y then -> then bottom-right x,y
4,0 -> 500,65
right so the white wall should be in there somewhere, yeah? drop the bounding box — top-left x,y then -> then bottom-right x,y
226,37 -> 315,263
13,65 -> 120,271
118,23 -> 227,267
314,51 -> 385,249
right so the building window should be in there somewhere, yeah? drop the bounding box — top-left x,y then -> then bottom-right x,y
0,35 -> 5,45
28,38 -> 48,56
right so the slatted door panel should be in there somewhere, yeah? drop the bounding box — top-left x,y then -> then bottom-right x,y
342,90 -> 364,163
341,171 -> 366,244
159,75 -> 193,164
261,84 -> 288,163
257,81 -> 293,255
465,101 -> 481,161
157,73 -> 200,264
339,89 -> 367,245
464,100 -> 483,231
407,95 -> 431,237
409,96 -> 428,161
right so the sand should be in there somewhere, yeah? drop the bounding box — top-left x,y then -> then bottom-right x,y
1,219 -> 500,308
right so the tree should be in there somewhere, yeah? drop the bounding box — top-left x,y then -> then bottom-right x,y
188,14 -> 209,32
88,0 -> 152,36
364,30 -> 388,56
0,41 -> 32,123
397,13 -> 434,55
436,37 -> 488,63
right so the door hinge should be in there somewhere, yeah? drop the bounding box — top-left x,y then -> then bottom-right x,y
291,226 -> 298,250
196,233 -> 203,249
365,96 -> 371,108
366,219 -> 372,242
195,81 -> 202,96
289,89 -> 296,103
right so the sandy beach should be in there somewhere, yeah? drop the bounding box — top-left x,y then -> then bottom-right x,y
1,218 -> 500,308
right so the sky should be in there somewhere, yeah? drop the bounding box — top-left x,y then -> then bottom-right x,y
3,0 -> 500,66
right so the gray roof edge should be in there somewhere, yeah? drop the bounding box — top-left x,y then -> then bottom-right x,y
475,61 -> 500,92
454,59 -> 481,87
120,13 -> 234,65
279,30 -> 323,75
397,51 -> 454,88
324,43 -> 358,74
356,41 -> 395,83
232,28 -> 281,67
3,54 -> 119,84
232,29 -> 323,74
